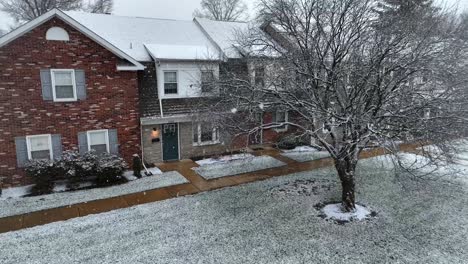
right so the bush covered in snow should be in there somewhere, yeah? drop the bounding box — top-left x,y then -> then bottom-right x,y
25,151 -> 128,194
276,134 -> 311,150
95,153 -> 128,187
24,160 -> 63,196
57,151 -> 100,190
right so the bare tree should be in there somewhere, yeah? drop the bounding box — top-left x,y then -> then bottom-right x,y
83,0 -> 112,13
201,0 -> 468,212
194,0 -> 248,21
0,0 -> 113,24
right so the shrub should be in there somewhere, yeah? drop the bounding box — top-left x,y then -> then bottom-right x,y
95,153 -> 128,187
58,151 -> 99,190
277,134 -> 310,150
25,159 -> 62,196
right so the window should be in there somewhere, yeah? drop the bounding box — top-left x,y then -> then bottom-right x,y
51,69 -> 77,102
164,71 -> 178,94
87,130 -> 109,155
193,122 -> 219,145
254,67 -> 265,86
201,71 -> 215,93
46,27 -> 70,41
274,111 -> 288,132
26,134 -> 52,160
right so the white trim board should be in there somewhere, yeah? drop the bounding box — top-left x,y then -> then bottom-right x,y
0,9 -> 145,71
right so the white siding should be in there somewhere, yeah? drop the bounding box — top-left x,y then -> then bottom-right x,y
157,62 -> 219,99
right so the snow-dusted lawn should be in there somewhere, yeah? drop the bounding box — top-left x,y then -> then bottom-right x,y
194,155 -> 286,180
195,153 -> 254,166
281,146 -> 331,162
1,154 -> 467,264
0,171 -> 188,218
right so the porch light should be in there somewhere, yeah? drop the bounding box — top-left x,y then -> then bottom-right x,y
151,128 -> 160,143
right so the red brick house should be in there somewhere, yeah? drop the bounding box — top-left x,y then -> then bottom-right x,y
0,9 -> 292,187
0,10 -> 144,187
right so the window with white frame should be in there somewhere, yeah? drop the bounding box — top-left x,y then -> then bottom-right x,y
201,71 -> 215,93
164,71 -> 178,94
51,69 -> 77,102
193,122 -> 219,145
274,111 -> 288,131
87,130 -> 109,155
27,134 -> 52,160
254,66 -> 265,86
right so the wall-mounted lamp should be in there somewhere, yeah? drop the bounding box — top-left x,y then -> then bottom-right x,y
151,128 -> 161,143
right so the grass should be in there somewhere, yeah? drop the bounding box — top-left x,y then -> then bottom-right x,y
0,155 -> 467,263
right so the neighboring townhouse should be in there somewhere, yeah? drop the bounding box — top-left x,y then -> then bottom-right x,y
0,9 -> 291,187
195,18 -> 293,147
0,10 -> 144,187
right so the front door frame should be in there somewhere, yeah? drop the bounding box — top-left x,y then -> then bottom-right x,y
162,123 -> 180,161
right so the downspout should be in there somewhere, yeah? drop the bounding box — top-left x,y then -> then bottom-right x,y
155,58 -> 164,118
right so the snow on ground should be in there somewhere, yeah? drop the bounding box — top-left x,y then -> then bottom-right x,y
0,185 -> 33,200
399,143 -> 468,180
195,153 -> 254,166
123,167 -> 163,181
282,146 -> 319,153
0,171 -> 188,218
1,154 -> 467,263
322,203 -> 371,222
194,156 -> 286,180
282,147 -> 331,162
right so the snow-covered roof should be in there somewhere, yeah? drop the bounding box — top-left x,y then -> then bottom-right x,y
195,17 -> 281,59
144,44 -> 220,61
0,9 -> 145,70
195,18 -> 249,59
65,11 -> 221,62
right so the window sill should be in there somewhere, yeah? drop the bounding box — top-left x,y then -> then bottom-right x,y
193,141 -> 221,147
53,99 -> 78,103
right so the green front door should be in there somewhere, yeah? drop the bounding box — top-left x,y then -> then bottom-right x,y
162,123 -> 179,161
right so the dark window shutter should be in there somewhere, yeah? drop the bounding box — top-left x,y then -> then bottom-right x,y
15,137 -> 28,168
108,129 -> 119,155
40,69 -> 53,101
77,132 -> 88,155
75,70 -> 87,100
51,134 -> 63,160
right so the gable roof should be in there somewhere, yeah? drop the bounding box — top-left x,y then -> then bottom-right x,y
0,9 -> 145,71
194,18 -> 248,59
65,11 -> 221,62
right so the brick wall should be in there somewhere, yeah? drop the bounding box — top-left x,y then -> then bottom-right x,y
0,18 -> 140,187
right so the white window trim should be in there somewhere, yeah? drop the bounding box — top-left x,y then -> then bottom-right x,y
51,69 -> 77,102
163,70 -> 179,95
274,111 -> 289,132
26,134 -> 53,160
201,70 -> 216,94
192,123 -> 220,146
86,129 -> 110,153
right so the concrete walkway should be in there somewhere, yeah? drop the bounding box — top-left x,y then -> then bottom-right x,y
0,146 -> 389,234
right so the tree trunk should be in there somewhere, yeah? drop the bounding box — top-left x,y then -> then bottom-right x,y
335,159 -> 357,212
